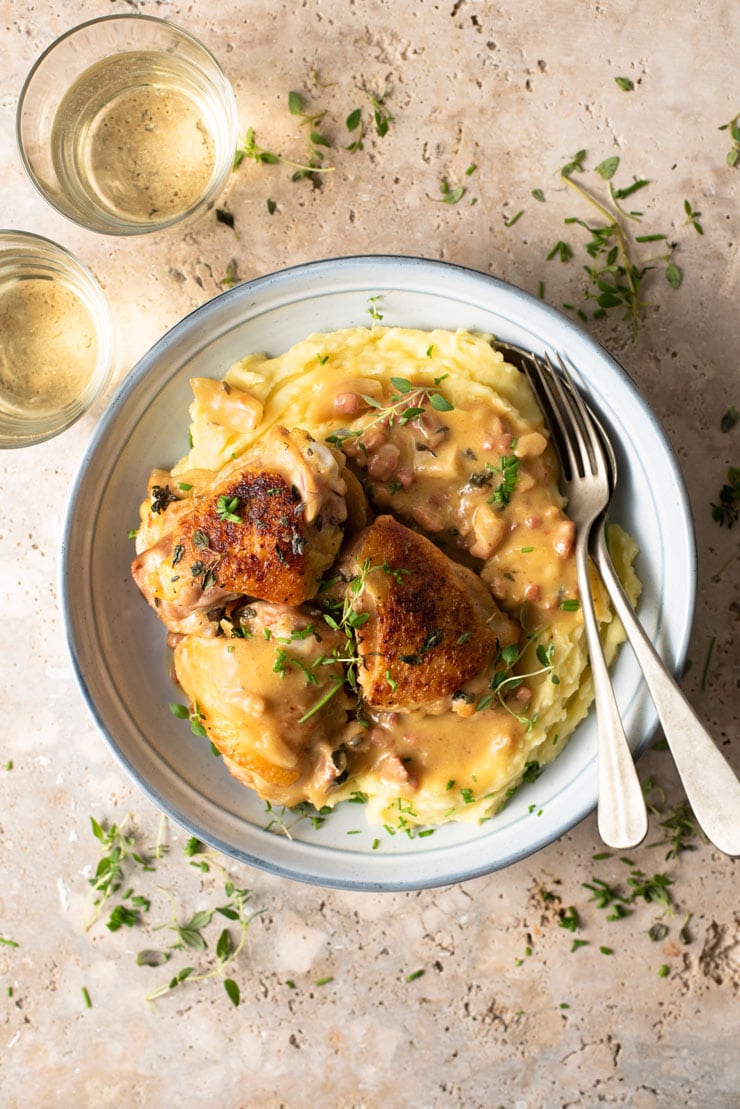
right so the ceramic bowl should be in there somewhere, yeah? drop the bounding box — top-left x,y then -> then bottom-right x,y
61,256 -> 695,890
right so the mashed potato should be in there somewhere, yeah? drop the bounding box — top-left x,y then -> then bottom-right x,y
135,327 -> 639,829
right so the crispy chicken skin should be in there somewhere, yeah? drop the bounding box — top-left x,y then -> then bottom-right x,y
132,426 -> 353,635
345,515 -> 519,712
174,602 -> 353,809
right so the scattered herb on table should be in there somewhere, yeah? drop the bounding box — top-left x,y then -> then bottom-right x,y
345,107 -> 364,152
215,208 -> 236,230
711,466 -> 740,527
233,127 -> 281,168
700,636 -> 717,692
720,406 -> 739,433
595,156 -> 620,181
558,906 -> 580,932
85,815 -> 164,931
365,88 -> 393,137
344,88 -> 393,149
556,150 -> 683,338
718,113 -> 740,167
145,880 -> 259,1007
614,76 -> 635,91
546,239 -> 574,263
683,199 -> 703,235
233,123 -> 334,187
220,260 -> 241,289
435,179 -> 466,205
287,89 -> 334,186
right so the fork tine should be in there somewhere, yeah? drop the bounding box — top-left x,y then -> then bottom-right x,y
541,353 -> 595,479
552,352 -> 604,471
522,354 -> 577,481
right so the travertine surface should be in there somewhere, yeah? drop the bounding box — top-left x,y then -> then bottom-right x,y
0,1 -> 738,1106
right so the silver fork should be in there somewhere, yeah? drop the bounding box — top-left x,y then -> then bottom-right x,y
524,351 -> 648,849
591,413 -> 740,856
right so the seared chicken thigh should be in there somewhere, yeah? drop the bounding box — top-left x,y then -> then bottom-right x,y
132,426 -> 354,636
174,602 -> 353,809
343,515 -> 519,712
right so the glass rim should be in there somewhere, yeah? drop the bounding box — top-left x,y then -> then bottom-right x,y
16,13 -> 238,237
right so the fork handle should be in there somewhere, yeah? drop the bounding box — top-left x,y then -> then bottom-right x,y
574,533 -> 649,849
593,521 -> 740,857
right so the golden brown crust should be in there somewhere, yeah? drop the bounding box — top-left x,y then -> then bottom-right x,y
348,515 -> 519,711
170,468 -> 314,606
131,426 -> 353,629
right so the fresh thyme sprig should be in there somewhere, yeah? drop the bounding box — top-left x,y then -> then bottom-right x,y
557,154 -> 682,338
718,113 -> 740,167
233,125 -> 335,183
366,89 -> 393,137
344,89 -> 393,151
325,376 -> 454,451
435,179 -> 466,205
475,638 -> 558,729
295,559 -> 411,724
345,107 -> 364,152
711,466 -> 740,527
287,90 -> 335,186
145,881 -> 261,1007
85,815 -> 168,931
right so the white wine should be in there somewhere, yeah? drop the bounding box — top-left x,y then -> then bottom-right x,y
0,274 -> 98,417
50,50 -> 225,228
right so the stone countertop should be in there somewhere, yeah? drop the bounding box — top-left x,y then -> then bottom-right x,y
1,1 -> 738,1106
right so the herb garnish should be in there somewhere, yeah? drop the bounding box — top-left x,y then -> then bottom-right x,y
399,628 -> 443,666
216,494 -> 241,523
436,179 -> 466,205
150,485 -> 177,515
488,454 -> 520,506
326,376 -> 454,451
233,123 -> 334,185
711,466 -> 740,527
683,199 -> 703,235
170,701 -> 208,737
367,294 -> 384,323
215,208 -> 235,230
718,113 -> 740,167
557,152 -> 683,337
145,880 -> 258,1007
85,815 -> 165,932
475,639 -> 558,729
